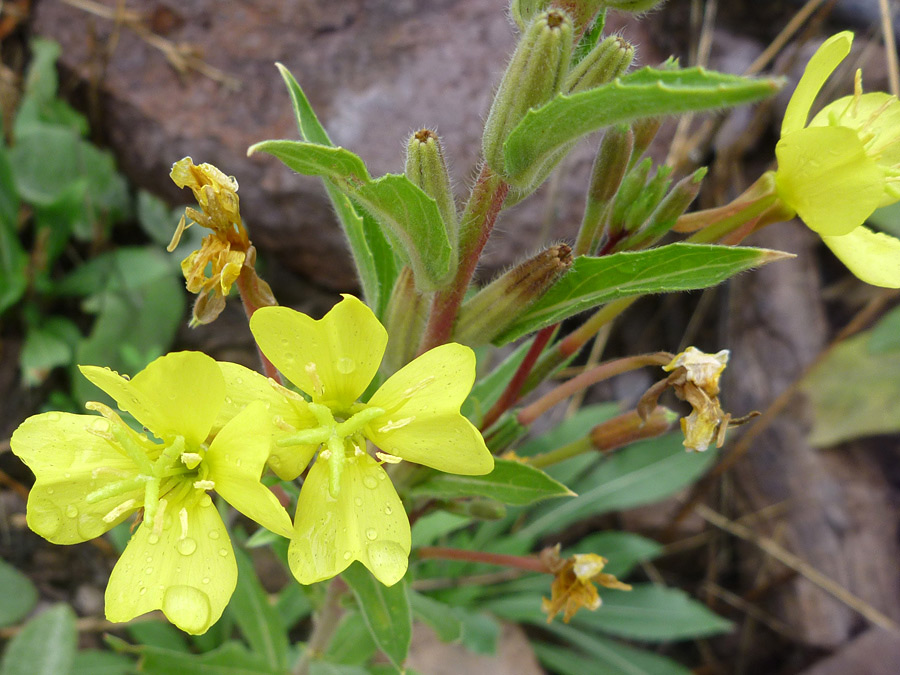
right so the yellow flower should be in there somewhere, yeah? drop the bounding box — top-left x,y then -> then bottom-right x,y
10,352 -> 292,634
774,31 -> 900,288
235,295 -> 494,586
540,545 -> 631,623
168,158 -> 272,324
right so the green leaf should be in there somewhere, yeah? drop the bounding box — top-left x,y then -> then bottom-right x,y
409,459 -> 574,506
503,66 -> 781,185
126,621 -> 190,654
323,612 -> 377,665
572,584 -> 733,641
14,38 -> 88,138
71,650 -> 135,675
230,548 -> 289,670
867,305 -> 900,354
138,642 -> 279,675
409,592 -> 463,643
534,638 -> 691,675
274,582 -> 313,628
566,531 -> 662,579
518,434 -> 716,540
0,605 -> 76,675
20,317 -> 81,386
410,511 -> 471,548
249,139 -> 450,291
341,563 -> 412,671
456,610 -> 501,655
802,333 -> 900,445
309,664 -> 368,675
276,63 -> 334,146
0,560 -> 38,628
0,168 -> 27,312
495,245 -> 789,344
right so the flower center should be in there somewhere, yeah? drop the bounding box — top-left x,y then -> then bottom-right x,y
276,401 -> 385,498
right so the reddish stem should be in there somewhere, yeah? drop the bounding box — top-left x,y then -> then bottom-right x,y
481,324 -> 556,431
417,546 -> 549,574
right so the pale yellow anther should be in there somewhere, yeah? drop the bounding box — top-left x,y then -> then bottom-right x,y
102,498 -> 137,523
377,417 -> 415,433
179,507 -> 189,540
375,451 -> 403,464
153,498 -> 168,539
193,479 -> 215,491
305,362 -> 325,397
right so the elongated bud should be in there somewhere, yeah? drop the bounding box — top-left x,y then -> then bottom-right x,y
510,0 -> 551,30
574,126 -> 634,255
589,406 -> 676,453
565,35 -> 635,93
621,164 -> 673,235
406,129 -> 459,258
455,244 -> 574,346
608,157 -> 652,240
600,0 -> 667,12
627,167 -> 706,249
383,267 -> 428,371
483,10 -> 574,177
629,118 -> 662,169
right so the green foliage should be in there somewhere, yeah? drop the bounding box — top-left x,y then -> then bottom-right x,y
0,560 -> 38,628
230,548 -> 290,671
495,244 -> 789,344
0,605 -> 77,675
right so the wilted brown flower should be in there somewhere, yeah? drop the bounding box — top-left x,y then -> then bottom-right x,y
540,544 -> 631,623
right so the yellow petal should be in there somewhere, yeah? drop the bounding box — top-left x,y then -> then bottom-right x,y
782,31 -> 853,135
775,126 -> 884,236
12,412 -> 143,544
105,490 -> 237,635
205,402 -> 293,537
216,361 -> 318,480
821,225 -> 900,288
366,343 -> 494,475
288,453 -> 409,586
250,295 -> 387,408
79,352 -> 224,446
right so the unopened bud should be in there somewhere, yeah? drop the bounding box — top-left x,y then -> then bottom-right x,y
627,167 -> 706,249
600,0 -> 667,13
510,0 -> 551,31
621,164 -> 673,235
455,244 -> 574,346
629,117 -> 662,169
565,35 -> 635,93
483,10 -> 574,177
440,498 -> 508,520
406,129 -> 459,259
382,267 -> 428,371
608,157 -> 652,239
589,406 -> 676,453
574,125 -> 633,255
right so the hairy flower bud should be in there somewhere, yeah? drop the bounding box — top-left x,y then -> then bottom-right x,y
565,35 -> 635,93
600,0 -> 667,13
382,267 -> 428,371
455,244 -> 574,346
406,129 -> 459,259
483,10 -> 574,178
627,167 -> 706,249
510,0 -> 551,30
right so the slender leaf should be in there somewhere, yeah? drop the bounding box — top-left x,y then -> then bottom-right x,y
456,610 -> 500,655
71,650 -> 135,675
250,139 -> 450,291
409,592 -> 463,643
534,638 -> 690,675
275,582 -> 313,628
572,584 -> 733,640
495,245 -> 790,344
504,66 -> 781,184
518,434 -> 716,540
0,605 -> 76,675
409,459 -> 573,506
323,612 -> 377,666
0,560 -> 38,628
342,563 -> 412,670
230,548 -> 289,670
309,664 -> 368,675
867,305 -> 900,354
276,63 -> 333,146
138,642 -> 279,675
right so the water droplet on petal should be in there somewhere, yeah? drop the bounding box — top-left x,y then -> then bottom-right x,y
384,505 -> 393,515
46,487 -> 54,495
29,499 -> 63,538
336,357 -> 355,374
377,472 -> 386,481
90,418 -> 109,433
47,412 -> 61,422
76,513 -> 106,540
202,577 -> 210,585
177,538 -> 197,556
343,551 -> 353,561
200,494 -> 213,508
145,567 -> 154,575
363,476 -> 377,489
139,587 -> 147,596
366,528 -> 377,541
162,586 -> 211,635
354,497 -> 363,507
235,377 -> 244,385
218,548 -> 228,557
148,533 -> 160,545
65,505 -> 79,518
208,530 -> 220,540
225,396 -> 233,405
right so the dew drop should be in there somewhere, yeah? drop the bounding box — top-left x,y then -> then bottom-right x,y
47,412 -> 61,422
29,499 -> 63,538
163,586 -> 211,635
363,476 -> 377,489
336,357 -> 355,374
76,513 -> 106,540
148,533 -> 160,545
145,567 -> 154,575
354,496 -> 363,507
235,458 -> 242,467
146,556 -> 153,563
65,505 -> 79,518
177,537 -> 198,556
283,352 -> 295,362
46,487 -> 55,495
235,377 -> 244,385
200,494 -> 213,508
343,551 -> 353,561
208,530 -> 220,540
384,505 -> 393,515
218,548 -> 228,557
202,577 -> 210,585
90,418 -> 109,433
139,587 -> 147,596
377,472 -> 386,481
365,528 -> 378,541
225,396 -> 233,405
63,472 -> 71,479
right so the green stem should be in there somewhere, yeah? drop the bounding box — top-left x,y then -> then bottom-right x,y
419,166 -> 509,353
292,578 -> 347,675
527,437 -> 593,469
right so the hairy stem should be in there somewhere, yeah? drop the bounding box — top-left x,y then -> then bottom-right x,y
417,546 -> 549,574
